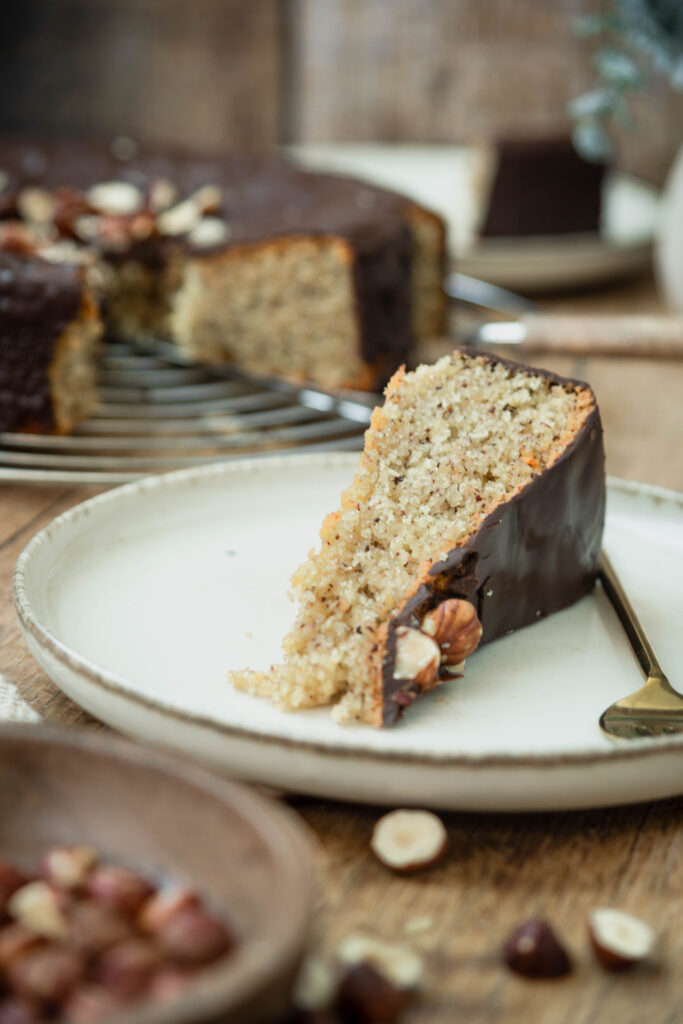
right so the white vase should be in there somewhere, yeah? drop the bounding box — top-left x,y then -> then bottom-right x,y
655,142 -> 683,311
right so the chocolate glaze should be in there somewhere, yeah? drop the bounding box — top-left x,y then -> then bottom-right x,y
0,139 -> 442,378
481,136 -> 606,238
0,251 -> 84,432
381,352 -> 606,725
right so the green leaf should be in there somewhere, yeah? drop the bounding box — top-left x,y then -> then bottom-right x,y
567,89 -> 616,119
594,48 -> 644,88
571,121 -> 615,163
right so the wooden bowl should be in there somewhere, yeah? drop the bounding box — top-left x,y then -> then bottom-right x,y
0,724 -> 316,1023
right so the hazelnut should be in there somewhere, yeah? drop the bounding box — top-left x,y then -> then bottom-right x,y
0,998 -> 40,1024
148,178 -> 178,213
503,918 -> 571,978
137,886 -> 199,934
147,967 -> 196,1003
421,599 -> 482,665
7,882 -> 67,940
191,184 -> 223,216
0,863 -> 27,913
7,946 -> 84,1005
370,810 -> 447,873
337,934 -> 422,991
40,846 -> 97,891
95,939 -> 160,1000
0,223 -> 37,257
155,906 -> 232,964
588,908 -> 655,970
157,197 -> 201,236
392,628 -> 440,690
65,900 -> 132,956
0,926 -> 42,970
86,181 -> 142,217
61,984 -> 122,1024
186,217 -> 230,248
336,961 -> 409,1024
292,954 -> 338,1012
17,188 -> 56,227
157,185 -> 222,236
85,865 -> 154,918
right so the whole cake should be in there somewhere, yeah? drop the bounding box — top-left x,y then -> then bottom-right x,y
0,139 -> 446,432
232,349 -> 605,726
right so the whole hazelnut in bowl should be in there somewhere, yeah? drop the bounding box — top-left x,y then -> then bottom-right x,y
0,725 -> 316,1024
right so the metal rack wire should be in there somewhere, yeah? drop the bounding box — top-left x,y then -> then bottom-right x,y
0,338 -> 374,484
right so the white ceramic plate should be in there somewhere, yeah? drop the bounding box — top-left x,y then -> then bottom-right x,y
288,144 -> 659,293
14,453 -> 683,812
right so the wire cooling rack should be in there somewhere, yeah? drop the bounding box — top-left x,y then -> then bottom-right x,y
0,338 -> 374,485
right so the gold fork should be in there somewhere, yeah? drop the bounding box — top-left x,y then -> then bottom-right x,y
599,552 -> 683,739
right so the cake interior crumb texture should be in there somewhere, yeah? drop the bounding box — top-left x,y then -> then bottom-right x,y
231,350 -> 596,725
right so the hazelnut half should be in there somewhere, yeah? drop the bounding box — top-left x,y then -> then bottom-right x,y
588,908 -> 655,970
40,846 -> 97,891
503,918 -> 571,979
337,934 -> 423,991
392,628 -> 440,691
421,599 -> 482,665
7,882 -> 67,941
370,810 -> 447,873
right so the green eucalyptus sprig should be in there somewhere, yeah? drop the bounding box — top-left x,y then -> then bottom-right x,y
569,0 -> 683,161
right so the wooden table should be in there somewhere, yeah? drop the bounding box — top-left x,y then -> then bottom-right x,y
2,275 -> 682,1023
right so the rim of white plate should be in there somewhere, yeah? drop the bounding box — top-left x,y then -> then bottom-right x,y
13,453 -> 683,768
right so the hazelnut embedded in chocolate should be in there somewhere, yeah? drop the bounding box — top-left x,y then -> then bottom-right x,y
392,628 -> 440,691
421,599 -> 482,666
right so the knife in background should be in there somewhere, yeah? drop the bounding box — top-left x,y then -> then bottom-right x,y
446,273 -> 683,359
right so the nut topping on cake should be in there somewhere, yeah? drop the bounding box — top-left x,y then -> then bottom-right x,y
421,599 -> 482,665
393,627 -> 440,690
187,217 -> 230,248
87,181 -> 143,217
157,186 -> 223,236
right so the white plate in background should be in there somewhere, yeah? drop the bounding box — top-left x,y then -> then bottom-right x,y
14,453 -> 683,812
288,143 -> 659,293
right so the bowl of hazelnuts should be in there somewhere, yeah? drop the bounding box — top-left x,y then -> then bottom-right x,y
0,724 -> 316,1024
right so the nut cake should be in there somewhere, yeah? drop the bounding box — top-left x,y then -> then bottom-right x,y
0,139 -> 446,431
232,349 -> 605,726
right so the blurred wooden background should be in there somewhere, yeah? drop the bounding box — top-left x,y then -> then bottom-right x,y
1,0 -> 681,185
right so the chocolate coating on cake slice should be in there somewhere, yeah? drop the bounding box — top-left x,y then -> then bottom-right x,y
381,356 -> 605,725
0,251 -> 84,431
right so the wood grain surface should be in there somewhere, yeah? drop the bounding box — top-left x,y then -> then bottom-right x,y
1,278 -> 682,1023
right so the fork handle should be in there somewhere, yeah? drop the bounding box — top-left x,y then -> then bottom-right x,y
599,552 -> 663,680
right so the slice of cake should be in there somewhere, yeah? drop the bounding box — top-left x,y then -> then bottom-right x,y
478,136 -> 606,238
232,349 -> 605,726
0,249 -> 101,433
